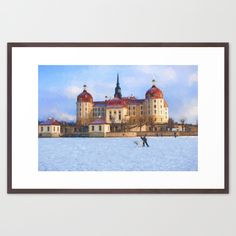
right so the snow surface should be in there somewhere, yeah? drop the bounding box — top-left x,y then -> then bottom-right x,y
38,136 -> 198,171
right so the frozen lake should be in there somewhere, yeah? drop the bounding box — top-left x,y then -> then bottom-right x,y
38,136 -> 198,171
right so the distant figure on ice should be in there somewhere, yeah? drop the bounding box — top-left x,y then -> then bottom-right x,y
141,135 -> 149,147
174,132 -> 177,138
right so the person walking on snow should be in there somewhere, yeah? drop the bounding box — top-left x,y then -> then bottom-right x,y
141,135 -> 149,147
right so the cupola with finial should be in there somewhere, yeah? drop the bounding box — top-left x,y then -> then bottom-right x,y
77,84 -> 93,103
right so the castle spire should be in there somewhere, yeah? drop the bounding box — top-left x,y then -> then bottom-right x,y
117,73 -> 120,85
114,73 -> 122,99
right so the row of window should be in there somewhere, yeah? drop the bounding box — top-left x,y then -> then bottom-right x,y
91,125 -> 102,131
93,107 -> 105,111
109,115 -> 122,120
40,126 -> 60,132
109,110 -> 122,115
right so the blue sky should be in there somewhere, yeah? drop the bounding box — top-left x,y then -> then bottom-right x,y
38,65 -> 198,123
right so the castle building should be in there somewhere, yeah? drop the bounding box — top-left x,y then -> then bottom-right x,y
76,74 -> 169,133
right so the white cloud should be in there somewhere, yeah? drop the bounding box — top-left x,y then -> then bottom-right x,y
48,109 -> 76,122
188,73 -> 198,86
161,67 -> 177,82
138,66 -> 177,86
58,113 -> 76,122
64,79 -> 115,101
64,86 -> 81,99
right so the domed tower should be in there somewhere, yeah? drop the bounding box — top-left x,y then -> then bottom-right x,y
76,85 -> 93,127
145,80 -> 168,124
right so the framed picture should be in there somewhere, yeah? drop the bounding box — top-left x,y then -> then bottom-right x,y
8,42 -> 229,193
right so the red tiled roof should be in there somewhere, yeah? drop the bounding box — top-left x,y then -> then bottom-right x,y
40,118 -> 60,125
77,90 -> 93,103
145,85 -> 163,99
106,97 -> 127,107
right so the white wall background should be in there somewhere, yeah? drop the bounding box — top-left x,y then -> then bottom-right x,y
0,0 -> 235,235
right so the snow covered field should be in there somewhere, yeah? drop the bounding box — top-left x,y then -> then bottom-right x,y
38,136 -> 198,171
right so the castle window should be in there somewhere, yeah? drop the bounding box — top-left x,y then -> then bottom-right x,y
133,111 -> 135,116
154,99 -> 156,103
141,111 -> 143,115
119,114 -> 121,120
133,106 -> 135,110
114,110 -> 117,114
160,105 -> 162,108
74,128 -> 77,132
41,126 -> 43,132
99,125 -> 102,131
154,110 -> 156,114
141,106 -> 143,110
53,127 -> 55,132
92,126 -> 94,131
154,105 -> 156,108
57,127 -> 59,132
47,126 -> 50,132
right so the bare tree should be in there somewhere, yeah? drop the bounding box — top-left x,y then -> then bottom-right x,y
137,116 -> 146,132
147,116 -> 156,131
180,118 -> 185,131
168,118 -> 175,131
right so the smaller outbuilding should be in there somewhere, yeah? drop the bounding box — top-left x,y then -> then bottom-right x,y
38,117 -> 61,137
88,119 -> 110,137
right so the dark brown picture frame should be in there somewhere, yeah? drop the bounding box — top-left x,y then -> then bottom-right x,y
7,42 -> 229,194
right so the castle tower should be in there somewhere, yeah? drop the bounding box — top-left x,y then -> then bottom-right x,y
145,79 -> 169,124
76,85 -> 93,126
114,73 -> 122,99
